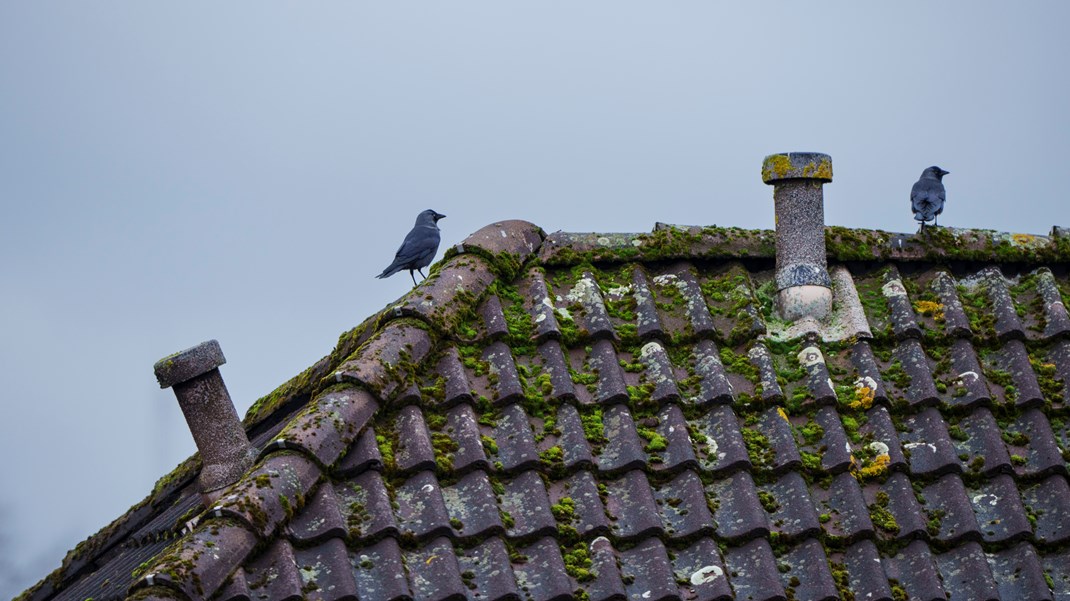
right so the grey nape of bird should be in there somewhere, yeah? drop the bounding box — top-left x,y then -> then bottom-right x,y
376,209 -> 446,286
911,166 -> 950,230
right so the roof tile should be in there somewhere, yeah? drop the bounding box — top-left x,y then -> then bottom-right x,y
584,536 -> 627,601
987,542 -> 1053,601
670,537 -> 732,601
779,538 -> 839,601
337,469 -> 396,542
604,470 -> 661,541
500,469 -> 556,540
456,537 -> 519,601
442,469 -> 503,540
1022,474 -> 1070,544
404,537 -> 467,601
244,539 -> 303,601
619,538 -> 678,601
394,470 -> 451,542
932,541 -> 998,601
511,537 -> 574,601
722,538 -> 785,601
293,537 -> 358,601
350,537 -> 410,601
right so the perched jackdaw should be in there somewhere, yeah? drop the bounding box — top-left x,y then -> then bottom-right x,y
911,166 -> 950,229
377,209 -> 446,286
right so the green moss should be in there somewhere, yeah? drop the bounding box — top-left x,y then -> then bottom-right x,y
720,346 -> 759,383
581,408 -> 606,444
539,445 -> 564,470
637,428 -> 668,452
742,427 -> 774,468
869,491 -> 900,534
757,490 -> 780,513
925,508 -> 946,537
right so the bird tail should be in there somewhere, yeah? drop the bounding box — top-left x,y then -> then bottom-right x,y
377,262 -> 403,279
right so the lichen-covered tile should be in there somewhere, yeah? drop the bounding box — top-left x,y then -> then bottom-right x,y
760,471 -> 820,541
723,539 -> 785,601
589,339 -> 629,405
756,405 -> 801,474
554,403 -> 595,470
597,403 -> 647,473
813,472 -> 872,542
336,469 -> 397,542
839,540 -> 893,601
136,519 -> 257,601
748,343 -> 785,404
665,267 -> 718,340
441,470 -> 502,540
708,470 -> 768,541
215,567 -> 250,601
919,474 -> 981,545
211,452 -> 322,538
811,406 -> 852,473
653,403 -> 697,472
1048,339 -> 1070,407
294,537 -> 359,601
691,339 -> 735,406
478,293 -> 509,342
630,268 -> 665,342
404,537 -> 466,601
1022,475 -> 1070,545
604,469 -> 662,541
1037,268 -> 1070,340
982,267 -> 1027,341
900,406 -> 960,477
778,538 -> 838,601
566,272 -> 616,341
443,403 -> 488,474
434,347 -> 473,408
953,407 -> 1011,477
524,269 -> 561,343
288,482 -> 346,545
860,405 -> 908,473
891,338 -> 939,408
637,340 -> 681,404
987,542 -> 1052,601
874,472 -> 928,541
483,341 -> 524,405
350,537 -> 411,601
882,269 -> 922,340
244,539 -> 303,601
456,537 -> 519,601
655,469 -> 714,540
394,470 -> 451,542
1043,549 -> 1070,600
333,322 -> 433,401
271,387 -> 379,468
931,270 -> 973,338
883,540 -> 944,601
969,473 -> 1031,544
393,405 -> 436,474
944,338 -> 991,409
512,537 -> 573,601
538,340 -> 577,402
798,345 -> 837,406
691,404 -> 750,475
1008,408 -> 1067,478
492,403 -> 539,473
849,340 -> 890,406
499,469 -> 555,540
619,538 -> 678,601
584,535 -> 626,601
334,426 -> 382,477
932,542 -> 998,601
556,470 -> 610,537
671,537 -> 732,601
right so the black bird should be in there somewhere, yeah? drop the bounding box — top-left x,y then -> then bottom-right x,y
911,166 -> 950,229
377,209 -> 446,286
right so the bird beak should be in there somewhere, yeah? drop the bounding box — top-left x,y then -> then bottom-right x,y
436,213 -> 446,220
941,169 -> 950,176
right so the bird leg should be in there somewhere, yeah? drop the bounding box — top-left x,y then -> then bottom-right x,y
409,271 -> 418,286
418,268 -> 427,280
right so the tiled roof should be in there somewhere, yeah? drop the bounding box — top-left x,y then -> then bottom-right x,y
22,221 -> 1070,601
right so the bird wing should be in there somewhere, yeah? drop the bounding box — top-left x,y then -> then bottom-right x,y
393,225 -> 440,264
911,180 -> 945,212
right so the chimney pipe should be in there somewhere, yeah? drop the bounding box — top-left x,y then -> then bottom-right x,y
154,340 -> 257,504
762,152 -> 834,322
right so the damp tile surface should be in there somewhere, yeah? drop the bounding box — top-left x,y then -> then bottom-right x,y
25,223 -> 1070,601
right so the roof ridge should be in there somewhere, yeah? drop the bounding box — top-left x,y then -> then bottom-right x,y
538,224 -> 1070,266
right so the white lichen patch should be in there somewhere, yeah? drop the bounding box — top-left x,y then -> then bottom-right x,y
882,280 -> 908,298
797,346 -> 825,367
868,441 -> 889,455
567,276 -> 600,306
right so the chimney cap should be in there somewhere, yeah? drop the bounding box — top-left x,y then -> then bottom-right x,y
154,340 -> 226,389
762,152 -> 833,184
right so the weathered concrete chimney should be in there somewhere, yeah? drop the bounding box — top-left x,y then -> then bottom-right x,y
154,340 -> 257,504
762,152 -> 834,322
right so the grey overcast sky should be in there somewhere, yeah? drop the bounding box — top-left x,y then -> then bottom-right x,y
1,2 -> 1068,596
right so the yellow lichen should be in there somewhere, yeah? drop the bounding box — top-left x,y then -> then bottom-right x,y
847,385 -> 875,410
777,407 -> 790,423
762,154 -> 794,182
853,453 -> 890,479
1012,233 -> 1036,246
913,300 -> 945,322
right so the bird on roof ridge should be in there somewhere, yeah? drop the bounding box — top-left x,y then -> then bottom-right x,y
377,209 -> 446,286
911,166 -> 949,230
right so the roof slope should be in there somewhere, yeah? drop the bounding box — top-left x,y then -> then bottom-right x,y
22,221 -> 1070,601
